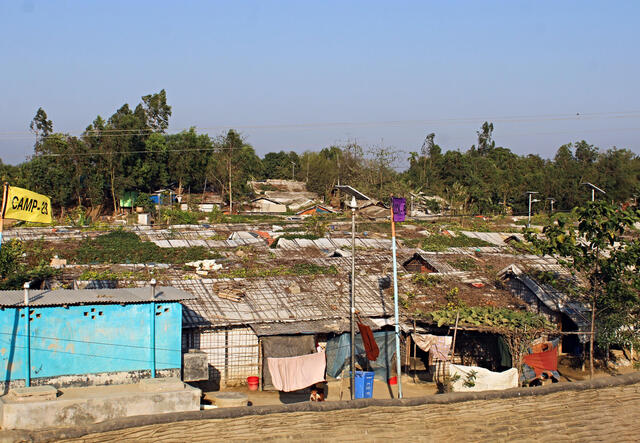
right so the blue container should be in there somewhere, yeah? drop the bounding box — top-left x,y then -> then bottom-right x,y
354,371 -> 374,399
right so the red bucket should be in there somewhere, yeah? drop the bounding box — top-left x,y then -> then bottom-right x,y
388,376 -> 397,385
247,376 -> 259,391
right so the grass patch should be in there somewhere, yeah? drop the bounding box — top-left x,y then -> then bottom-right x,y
66,230 -> 220,264
412,273 -> 443,287
215,263 -> 338,278
446,257 -> 478,271
421,233 -> 492,252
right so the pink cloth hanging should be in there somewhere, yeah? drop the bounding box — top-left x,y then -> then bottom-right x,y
267,351 -> 326,392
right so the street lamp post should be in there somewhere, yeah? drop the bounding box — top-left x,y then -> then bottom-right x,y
348,196 -> 357,400
581,182 -> 606,202
525,191 -> 538,228
546,198 -> 556,214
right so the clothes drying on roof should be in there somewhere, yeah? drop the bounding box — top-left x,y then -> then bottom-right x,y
267,351 -> 326,392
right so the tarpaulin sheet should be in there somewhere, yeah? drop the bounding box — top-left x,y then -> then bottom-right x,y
262,335 -> 316,390
325,330 -> 397,381
522,338 -> 559,380
449,364 -> 519,392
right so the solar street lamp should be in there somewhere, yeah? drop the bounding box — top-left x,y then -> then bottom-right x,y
347,195 -> 358,400
581,182 -> 605,202
525,191 -> 538,228
546,198 -> 556,214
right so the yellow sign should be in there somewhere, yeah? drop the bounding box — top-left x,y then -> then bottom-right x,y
3,186 -> 52,224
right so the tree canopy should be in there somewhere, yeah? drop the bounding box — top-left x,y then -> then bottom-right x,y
5,97 -> 640,215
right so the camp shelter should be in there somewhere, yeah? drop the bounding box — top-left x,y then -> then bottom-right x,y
119,191 -> 139,209
0,286 -> 194,391
402,251 -> 459,274
250,197 -> 287,213
174,275 -> 412,390
297,205 -> 338,217
150,189 -> 176,206
499,264 -> 590,354
407,322 -> 520,382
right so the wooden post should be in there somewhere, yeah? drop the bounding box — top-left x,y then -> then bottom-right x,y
0,183 -> 9,248
412,320 -> 417,383
450,311 -> 460,362
258,337 -> 263,391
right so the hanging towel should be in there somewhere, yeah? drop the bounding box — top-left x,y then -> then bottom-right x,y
358,323 -> 380,361
411,333 -> 438,352
267,352 -> 326,392
411,333 -> 452,361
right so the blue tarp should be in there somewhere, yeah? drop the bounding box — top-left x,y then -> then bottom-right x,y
325,330 -> 397,381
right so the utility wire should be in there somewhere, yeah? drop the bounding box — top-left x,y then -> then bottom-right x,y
1,110 -> 640,139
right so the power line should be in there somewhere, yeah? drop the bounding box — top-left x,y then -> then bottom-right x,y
1,110 -> 640,140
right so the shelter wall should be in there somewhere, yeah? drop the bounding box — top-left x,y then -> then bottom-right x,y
506,278 -> 560,323
252,200 -> 287,213
0,302 -> 183,388
183,327 -> 258,388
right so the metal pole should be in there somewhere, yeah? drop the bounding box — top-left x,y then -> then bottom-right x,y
150,279 -> 157,378
591,188 -> 595,202
350,198 -> 356,400
23,282 -> 31,387
527,193 -> 532,228
390,200 -> 403,398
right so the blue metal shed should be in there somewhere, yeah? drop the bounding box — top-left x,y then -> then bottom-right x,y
0,286 -> 194,389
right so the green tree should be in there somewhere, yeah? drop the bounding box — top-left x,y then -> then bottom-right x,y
29,107 -> 53,148
528,201 -> 640,378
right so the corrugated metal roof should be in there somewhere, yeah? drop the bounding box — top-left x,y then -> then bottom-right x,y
276,237 -> 393,251
460,231 -> 525,246
249,319 -> 352,335
172,275 -> 406,329
411,251 -> 460,273
248,316 -> 397,336
0,287 -> 195,307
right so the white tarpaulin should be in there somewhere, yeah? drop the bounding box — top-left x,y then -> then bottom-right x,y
449,364 -> 519,392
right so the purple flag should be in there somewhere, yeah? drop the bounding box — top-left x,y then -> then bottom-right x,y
392,197 -> 406,222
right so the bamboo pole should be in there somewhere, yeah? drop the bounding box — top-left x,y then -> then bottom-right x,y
0,183 -> 9,249
412,320 -> 417,383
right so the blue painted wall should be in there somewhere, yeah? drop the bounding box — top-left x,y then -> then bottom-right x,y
0,302 -> 182,383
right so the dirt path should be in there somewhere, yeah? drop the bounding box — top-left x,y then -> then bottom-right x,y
60,383 -> 640,442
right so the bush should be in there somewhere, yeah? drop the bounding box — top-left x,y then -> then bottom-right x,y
0,240 -> 60,289
134,193 -> 156,214
158,208 -> 202,225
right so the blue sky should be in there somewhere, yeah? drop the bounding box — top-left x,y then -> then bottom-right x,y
1,0 -> 639,165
